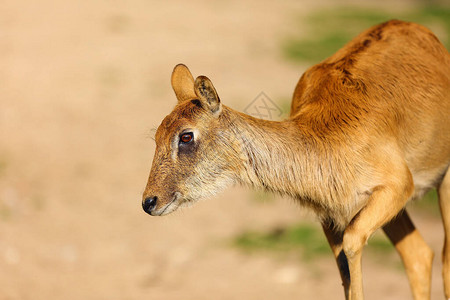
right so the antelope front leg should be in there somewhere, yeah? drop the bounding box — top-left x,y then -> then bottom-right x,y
322,221 -> 350,299
343,180 -> 413,299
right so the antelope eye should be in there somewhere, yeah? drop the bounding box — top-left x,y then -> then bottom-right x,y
180,132 -> 193,144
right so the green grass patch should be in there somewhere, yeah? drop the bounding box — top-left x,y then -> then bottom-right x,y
410,188 -> 440,217
283,5 -> 450,64
234,223 -> 330,260
234,223 -> 395,261
367,232 -> 394,254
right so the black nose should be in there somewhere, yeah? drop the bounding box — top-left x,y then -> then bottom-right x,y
142,196 -> 157,214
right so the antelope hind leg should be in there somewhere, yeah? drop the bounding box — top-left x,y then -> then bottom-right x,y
439,168 -> 450,299
383,210 -> 433,300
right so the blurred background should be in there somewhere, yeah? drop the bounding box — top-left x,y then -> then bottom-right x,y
0,0 -> 449,299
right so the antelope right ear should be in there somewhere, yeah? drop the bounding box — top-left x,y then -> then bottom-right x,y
194,76 -> 221,115
171,64 -> 197,103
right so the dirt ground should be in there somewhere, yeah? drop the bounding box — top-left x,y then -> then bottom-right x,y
0,0 -> 448,299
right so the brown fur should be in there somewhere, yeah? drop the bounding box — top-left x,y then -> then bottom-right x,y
143,20 -> 450,299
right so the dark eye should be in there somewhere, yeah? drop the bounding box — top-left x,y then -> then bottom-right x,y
180,132 -> 193,144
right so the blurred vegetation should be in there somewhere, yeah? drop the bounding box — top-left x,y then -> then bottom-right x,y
235,188 -> 440,261
234,224 -> 330,260
234,223 -> 394,262
283,5 -> 450,64
410,188 -> 440,217
234,189 -> 440,264
278,98 -> 292,119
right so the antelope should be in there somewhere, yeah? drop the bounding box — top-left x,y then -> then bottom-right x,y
142,20 -> 450,300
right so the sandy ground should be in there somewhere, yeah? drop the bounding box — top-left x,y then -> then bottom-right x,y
0,0 -> 448,299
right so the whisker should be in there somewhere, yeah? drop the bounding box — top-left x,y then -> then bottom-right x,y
145,127 -> 157,141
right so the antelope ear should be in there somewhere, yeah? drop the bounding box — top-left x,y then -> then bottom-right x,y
171,64 -> 196,103
194,76 -> 221,114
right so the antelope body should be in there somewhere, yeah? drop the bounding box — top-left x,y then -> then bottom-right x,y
143,20 -> 450,300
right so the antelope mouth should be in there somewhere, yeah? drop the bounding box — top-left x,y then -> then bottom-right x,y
152,193 -> 182,216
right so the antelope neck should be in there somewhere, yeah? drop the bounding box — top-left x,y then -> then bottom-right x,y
222,106 -> 311,198
220,105 -> 353,226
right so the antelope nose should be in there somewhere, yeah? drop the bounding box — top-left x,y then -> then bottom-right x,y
142,196 -> 157,215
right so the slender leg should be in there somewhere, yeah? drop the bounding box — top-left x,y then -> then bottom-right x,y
383,210 -> 433,300
439,169 -> 450,299
343,177 -> 413,300
322,221 -> 350,300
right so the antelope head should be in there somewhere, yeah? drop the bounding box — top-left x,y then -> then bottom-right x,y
142,64 -> 240,216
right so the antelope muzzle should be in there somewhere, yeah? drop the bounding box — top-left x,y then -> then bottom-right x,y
142,196 -> 158,215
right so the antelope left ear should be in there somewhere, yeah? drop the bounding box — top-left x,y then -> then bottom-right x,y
171,64 -> 196,103
194,76 -> 221,115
